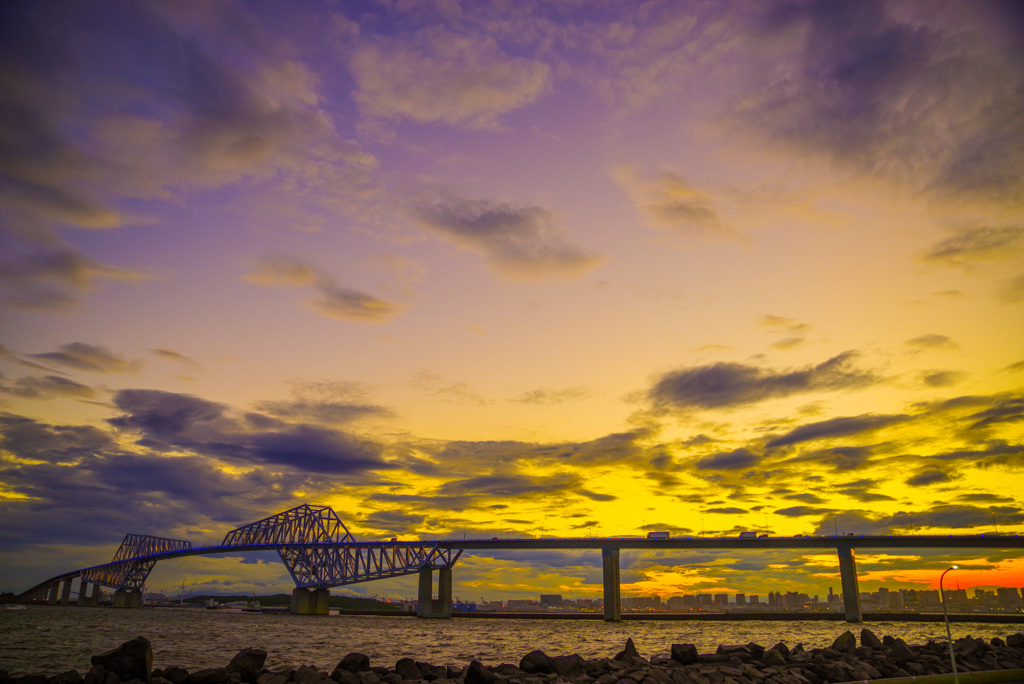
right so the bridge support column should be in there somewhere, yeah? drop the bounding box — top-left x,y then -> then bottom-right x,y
48,583 -> 60,604
417,566 -> 452,619
602,547 -> 621,622
838,546 -> 862,622
290,587 -> 312,614
59,578 -> 73,605
311,588 -> 330,615
79,581 -> 96,607
113,589 -> 141,608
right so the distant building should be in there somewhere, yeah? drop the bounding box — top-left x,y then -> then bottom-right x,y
540,594 -> 562,607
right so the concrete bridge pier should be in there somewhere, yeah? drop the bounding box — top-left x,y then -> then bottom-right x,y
309,588 -> 330,614
288,587 -> 331,614
113,589 -> 142,608
602,547 -> 621,622
59,578 -> 73,605
79,581 -> 98,607
417,566 -> 452,619
838,546 -> 862,622
290,587 -> 311,613
47,583 -> 60,604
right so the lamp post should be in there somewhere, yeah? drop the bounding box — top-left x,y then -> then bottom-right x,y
833,513 -> 838,536
940,565 -> 959,684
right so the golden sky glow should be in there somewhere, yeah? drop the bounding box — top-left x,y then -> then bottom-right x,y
1,0 -> 1022,601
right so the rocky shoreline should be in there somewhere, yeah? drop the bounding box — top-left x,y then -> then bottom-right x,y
4,631 -> 1024,684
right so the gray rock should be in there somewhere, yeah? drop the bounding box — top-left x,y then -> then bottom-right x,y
716,646 -> 751,660
670,645 -> 698,666
91,638 -> 153,683
256,674 -> 287,684
414,664 -> 445,682
227,650 -> 267,684
1007,633 -> 1024,649
830,632 -> 856,655
380,675 -> 402,684
393,660 -> 420,682
356,673 -> 379,684
859,629 -> 883,650
760,651 -> 785,668
335,655 -> 371,675
293,666 -> 327,684
614,639 -> 645,665
48,673 -> 83,684
463,662 -> 494,684
520,652 -> 556,675
444,668 -> 461,681
184,669 -> 232,684
746,644 -> 765,660
163,669 -> 188,684
330,672 -> 359,684
769,643 -> 788,660
489,665 -> 522,677
889,638 -> 915,661
337,655 -> 370,675
991,637 -> 1006,647
14,677 -> 48,684
551,655 -> 585,679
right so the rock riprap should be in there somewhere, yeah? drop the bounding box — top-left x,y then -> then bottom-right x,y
3,630 -> 1024,684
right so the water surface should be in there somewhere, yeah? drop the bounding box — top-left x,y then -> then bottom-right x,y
1,607 -> 1019,676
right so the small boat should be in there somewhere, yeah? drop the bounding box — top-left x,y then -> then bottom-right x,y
240,600 -> 262,612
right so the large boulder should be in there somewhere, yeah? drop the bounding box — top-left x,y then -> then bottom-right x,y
761,649 -> 786,667
831,631 -> 856,655
329,672 -> 358,684
551,655 -> 586,679
227,650 -> 267,684
393,660 -> 420,681
860,629 -> 883,650
889,638 -> 916,661
1007,633 -> 1024,649
414,664 -> 445,681
84,666 -> 120,684
462,662 -> 493,684
91,638 -> 153,683
614,638 -> 646,664
670,644 -> 698,665
184,668 -> 235,684
163,669 -> 188,684
48,672 -> 83,684
292,667 -> 328,684
518,651 -> 555,675
334,655 -> 370,675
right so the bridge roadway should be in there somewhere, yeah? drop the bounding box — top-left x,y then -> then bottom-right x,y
20,532 -> 1024,622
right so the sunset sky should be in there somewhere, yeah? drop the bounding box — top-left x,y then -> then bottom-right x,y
2,0 -> 1022,603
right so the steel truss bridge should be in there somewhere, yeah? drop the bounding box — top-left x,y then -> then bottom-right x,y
17,503 -> 1024,621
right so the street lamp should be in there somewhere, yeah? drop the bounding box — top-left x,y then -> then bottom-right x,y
940,565 -> 959,684
833,513 -> 839,536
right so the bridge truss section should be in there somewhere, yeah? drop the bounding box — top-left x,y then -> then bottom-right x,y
82,534 -> 192,591
221,503 -> 462,589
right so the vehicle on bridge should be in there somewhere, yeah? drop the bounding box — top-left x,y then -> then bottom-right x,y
646,531 -> 671,540
739,531 -> 757,539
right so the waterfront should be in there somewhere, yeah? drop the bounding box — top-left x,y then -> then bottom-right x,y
2,606 -> 1022,677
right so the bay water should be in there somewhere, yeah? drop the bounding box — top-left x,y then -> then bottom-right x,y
1,607 -> 1020,677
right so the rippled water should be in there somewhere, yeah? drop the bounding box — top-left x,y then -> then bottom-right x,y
1,607 -> 1020,676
